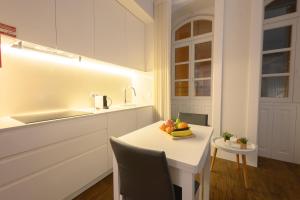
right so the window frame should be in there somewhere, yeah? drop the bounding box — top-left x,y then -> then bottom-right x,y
172,16 -> 213,100
261,18 -> 297,103
264,0 -> 299,25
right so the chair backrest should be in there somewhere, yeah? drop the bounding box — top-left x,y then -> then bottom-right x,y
178,112 -> 208,126
110,137 -> 175,200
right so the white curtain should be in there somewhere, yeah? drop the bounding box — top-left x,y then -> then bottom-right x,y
153,0 -> 172,121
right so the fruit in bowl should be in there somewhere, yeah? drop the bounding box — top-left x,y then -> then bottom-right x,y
165,119 -> 174,127
160,119 -> 190,134
160,119 -> 175,134
160,123 -> 167,131
177,122 -> 188,129
165,126 -> 174,134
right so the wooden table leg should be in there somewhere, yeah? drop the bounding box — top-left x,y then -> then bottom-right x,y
210,147 -> 218,171
236,154 -> 240,169
242,154 -> 248,188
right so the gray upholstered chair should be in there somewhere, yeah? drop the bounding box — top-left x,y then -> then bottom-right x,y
110,137 -> 181,200
178,112 -> 208,126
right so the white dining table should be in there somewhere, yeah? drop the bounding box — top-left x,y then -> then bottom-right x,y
112,121 -> 213,200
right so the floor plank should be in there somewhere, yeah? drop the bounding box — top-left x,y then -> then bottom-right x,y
74,157 -> 300,200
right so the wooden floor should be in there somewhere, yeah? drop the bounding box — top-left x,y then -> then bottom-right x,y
74,157 -> 300,200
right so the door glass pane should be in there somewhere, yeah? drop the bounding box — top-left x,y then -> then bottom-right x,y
194,61 -> 211,78
175,81 -> 189,96
265,0 -> 297,19
195,42 -> 211,60
175,46 -> 189,63
262,52 -> 290,74
263,26 -> 292,51
175,23 -> 191,41
195,80 -> 211,96
193,20 -> 212,36
175,64 -> 189,80
261,76 -> 289,97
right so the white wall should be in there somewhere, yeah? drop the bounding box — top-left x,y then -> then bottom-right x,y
245,0 -> 263,166
221,0 -> 251,138
216,0 -> 263,167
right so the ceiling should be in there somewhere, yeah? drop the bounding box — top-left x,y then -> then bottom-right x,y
172,0 -> 214,12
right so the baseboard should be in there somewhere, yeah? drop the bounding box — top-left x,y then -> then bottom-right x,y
211,147 -> 258,167
64,169 -> 113,200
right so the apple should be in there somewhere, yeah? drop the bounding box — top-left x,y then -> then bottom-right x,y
165,126 -> 174,134
165,119 -> 174,127
160,123 -> 167,131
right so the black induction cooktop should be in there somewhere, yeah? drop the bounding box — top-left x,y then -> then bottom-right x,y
12,110 -> 93,124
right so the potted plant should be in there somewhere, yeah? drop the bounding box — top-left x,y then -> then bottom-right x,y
238,137 -> 248,149
223,132 -> 233,142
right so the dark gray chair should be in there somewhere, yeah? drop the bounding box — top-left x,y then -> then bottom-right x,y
110,137 -> 180,200
178,112 -> 208,126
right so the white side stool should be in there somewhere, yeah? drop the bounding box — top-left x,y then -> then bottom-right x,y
210,137 -> 257,188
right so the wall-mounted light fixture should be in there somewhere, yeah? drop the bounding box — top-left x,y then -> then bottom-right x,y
11,41 -> 81,62
1,35 -> 137,78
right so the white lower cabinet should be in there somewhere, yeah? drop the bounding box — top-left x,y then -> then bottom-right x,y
0,106 -> 153,199
0,146 -> 107,200
0,114 -> 108,200
107,106 -> 153,169
258,104 -> 297,163
136,106 -> 153,129
107,109 -> 137,170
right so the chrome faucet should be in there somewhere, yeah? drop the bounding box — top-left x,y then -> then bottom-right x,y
124,86 -> 136,104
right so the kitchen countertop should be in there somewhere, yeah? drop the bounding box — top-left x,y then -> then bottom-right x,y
0,104 -> 153,132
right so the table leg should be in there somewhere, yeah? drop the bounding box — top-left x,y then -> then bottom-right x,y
242,154 -> 248,188
203,147 -> 211,200
210,147 -> 218,171
169,167 -> 195,200
113,154 -> 122,200
236,154 -> 240,169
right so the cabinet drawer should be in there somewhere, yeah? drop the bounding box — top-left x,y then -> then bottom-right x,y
0,114 -> 107,159
0,145 -> 108,200
0,130 -> 107,187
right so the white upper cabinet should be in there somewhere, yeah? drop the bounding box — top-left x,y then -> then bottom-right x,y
126,12 -> 145,71
0,0 -> 56,48
94,0 -> 145,70
94,0 -> 128,67
0,0 -> 146,71
56,0 -> 94,57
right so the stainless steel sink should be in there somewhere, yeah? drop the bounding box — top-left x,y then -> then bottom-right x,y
12,110 -> 93,124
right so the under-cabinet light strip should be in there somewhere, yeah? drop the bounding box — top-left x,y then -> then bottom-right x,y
2,43 -> 136,78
